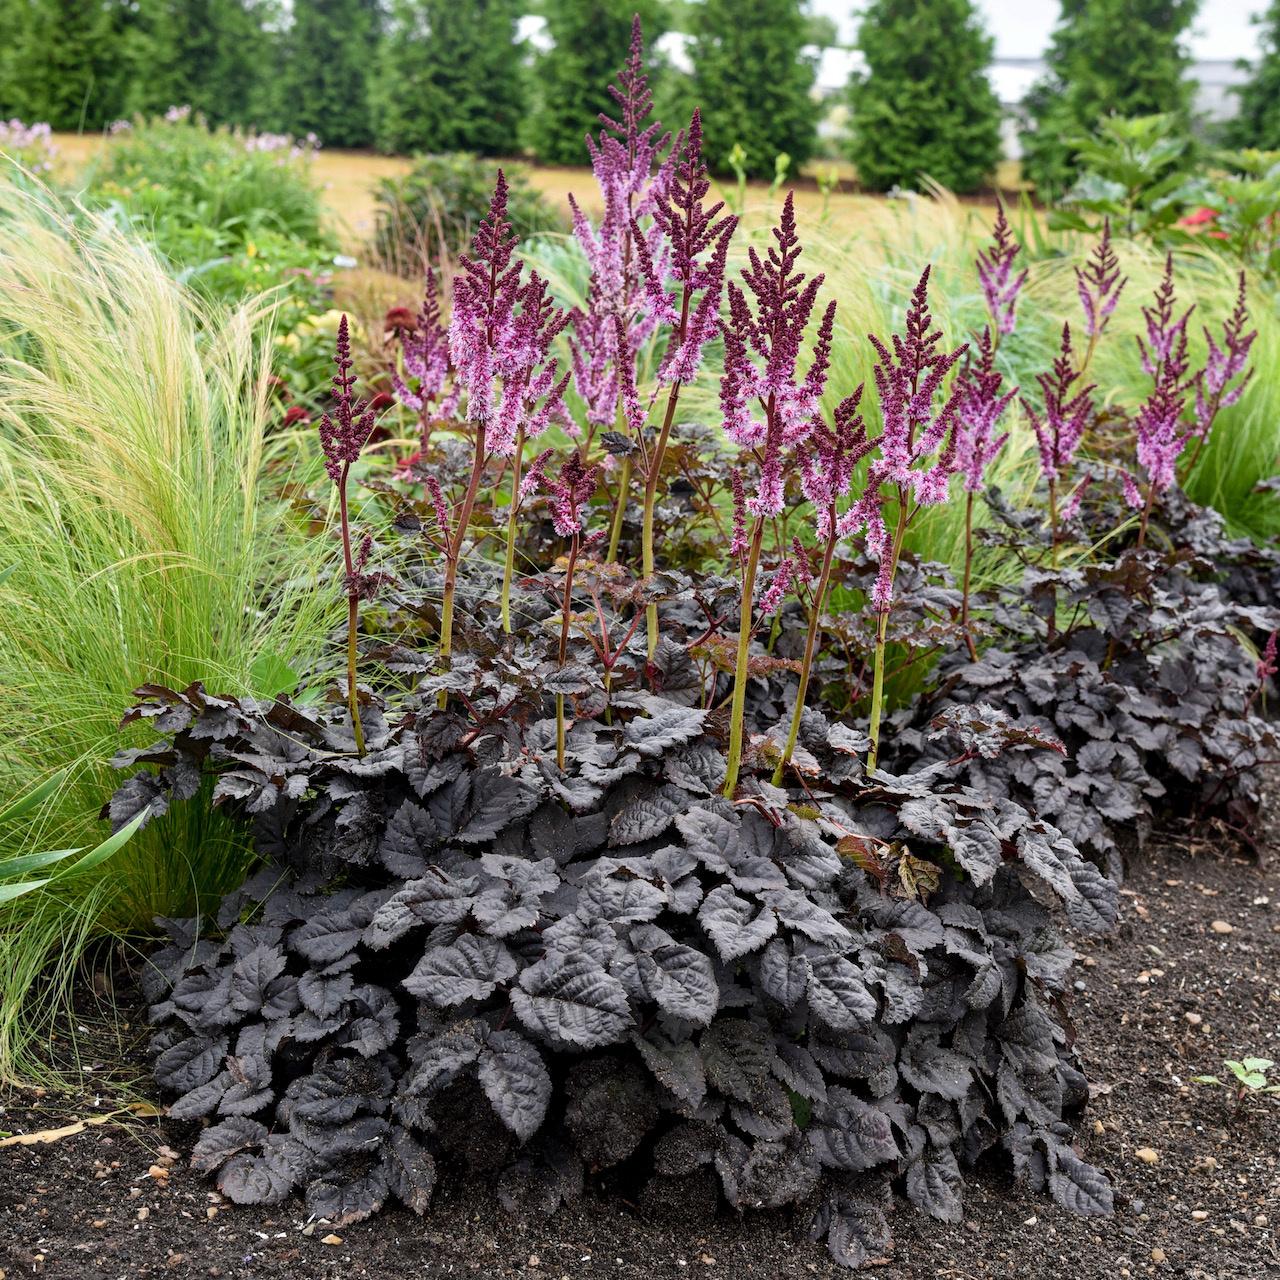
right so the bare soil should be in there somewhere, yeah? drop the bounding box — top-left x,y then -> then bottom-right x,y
2,835 -> 1277,1280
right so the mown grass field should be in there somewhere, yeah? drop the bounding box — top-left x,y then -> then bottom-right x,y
51,133 -> 1021,252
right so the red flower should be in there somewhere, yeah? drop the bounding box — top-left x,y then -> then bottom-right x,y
1178,206 -> 1219,228
369,391 -> 396,412
281,405 -> 310,427
384,305 -> 417,334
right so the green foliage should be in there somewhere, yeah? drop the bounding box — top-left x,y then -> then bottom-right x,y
279,0 -> 377,148
90,115 -> 329,248
372,153 -> 561,273
0,772 -> 146,907
0,0 -> 124,129
527,0 -> 665,165
1195,151 -> 1280,282
1226,2 -> 1280,149
1194,1057 -> 1280,1105
845,0 -> 1002,194
372,0 -> 526,156
1050,114 -> 1195,239
0,176 -> 342,1082
683,0 -> 819,178
120,1 -> 283,126
1021,0 -> 1198,196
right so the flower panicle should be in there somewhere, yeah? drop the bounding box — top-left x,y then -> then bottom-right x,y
975,203 -> 1026,336
800,383 -> 872,537
1075,219 -> 1127,341
1258,630 -> 1278,683
531,450 -> 601,539
318,315 -> 375,482
1024,323 -> 1095,483
1133,258 -> 1194,496
390,268 -> 457,417
1194,270 -> 1256,440
955,328 -> 1016,494
720,193 -> 831,519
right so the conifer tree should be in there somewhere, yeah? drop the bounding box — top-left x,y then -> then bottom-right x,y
0,0 -> 123,129
1021,0 -> 1198,195
846,0 -> 1003,194
685,0 -> 818,178
527,0 -> 664,165
371,0 -> 525,155
281,0 -> 379,147
1225,0 -> 1280,150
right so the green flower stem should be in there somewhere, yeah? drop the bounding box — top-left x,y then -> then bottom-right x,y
500,425 -> 526,634
641,380 -> 682,660
337,464 -> 366,758
606,454 -> 631,564
722,515 -> 766,798
438,422 -> 487,710
772,519 -> 838,786
556,533 -> 582,771
961,490 -> 978,662
866,494 -> 911,774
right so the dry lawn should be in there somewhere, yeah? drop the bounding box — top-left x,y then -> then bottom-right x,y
51,133 -> 1021,256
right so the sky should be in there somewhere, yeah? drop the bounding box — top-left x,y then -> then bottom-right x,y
814,0 -> 1263,61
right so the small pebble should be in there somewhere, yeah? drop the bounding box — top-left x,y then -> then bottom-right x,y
1184,1012 -> 1202,1025
1191,1210 -> 1209,1221
527,1257 -> 540,1269
1255,1215 -> 1269,1227
136,1207 -> 150,1221
320,1233 -> 343,1246
1209,920 -> 1233,934
1151,1247 -> 1167,1263
1135,1147 -> 1160,1164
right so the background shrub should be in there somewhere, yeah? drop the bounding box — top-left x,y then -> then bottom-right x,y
682,0 -> 819,179
1021,0 -> 1198,197
846,0 -> 1003,194
372,0 -> 526,157
372,154 -> 561,273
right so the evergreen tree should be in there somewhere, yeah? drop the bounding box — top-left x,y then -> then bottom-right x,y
1021,0 -> 1198,195
371,0 -> 525,155
1,0 -> 124,129
1225,0 -> 1280,149
123,1 -> 282,127
846,0 -> 1002,194
281,0 -> 378,147
685,0 -> 818,178
527,0 -> 664,165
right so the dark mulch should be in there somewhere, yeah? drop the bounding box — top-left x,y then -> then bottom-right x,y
2,834 -> 1277,1280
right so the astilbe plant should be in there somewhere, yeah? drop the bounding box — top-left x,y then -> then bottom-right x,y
975,202 -> 1027,339
1127,255 -> 1195,546
319,316 -> 380,757
1074,219 -> 1126,376
719,192 -> 836,795
1026,324 -> 1096,548
565,17 -> 670,563
633,109 -> 737,658
389,268 -> 458,452
1183,270 -> 1257,475
446,172 -> 571,644
843,267 -> 968,770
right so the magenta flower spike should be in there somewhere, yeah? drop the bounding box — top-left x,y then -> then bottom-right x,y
1187,271 -> 1256,470
1025,323 -> 1095,504
390,268 -> 458,430
567,17 -> 668,426
635,108 -> 738,659
954,328 -> 1015,495
318,315 -> 378,756
1075,220 -> 1127,367
975,204 -> 1027,338
840,266 -> 968,614
1128,257 -> 1194,535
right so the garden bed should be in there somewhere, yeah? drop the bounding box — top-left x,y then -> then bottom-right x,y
3,829 -> 1276,1280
